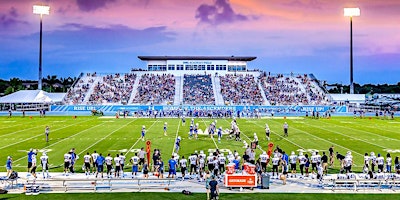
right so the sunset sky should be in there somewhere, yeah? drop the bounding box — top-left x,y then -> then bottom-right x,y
0,0 -> 399,84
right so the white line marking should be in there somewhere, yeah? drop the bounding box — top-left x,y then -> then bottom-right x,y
267,119 -> 364,157
77,119 -> 138,157
201,119 -> 218,150
0,118 -> 95,150
12,122 -> 107,163
316,119 -> 400,142
171,120 -> 182,155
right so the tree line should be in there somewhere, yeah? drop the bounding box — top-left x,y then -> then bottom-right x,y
0,75 -> 77,95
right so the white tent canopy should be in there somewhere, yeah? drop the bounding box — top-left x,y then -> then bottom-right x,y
0,90 -> 65,103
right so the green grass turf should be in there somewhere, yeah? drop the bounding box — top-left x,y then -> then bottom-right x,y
1,192 -> 400,200
1,116 -> 399,173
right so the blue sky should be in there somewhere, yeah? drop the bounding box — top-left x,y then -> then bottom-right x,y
0,0 -> 399,84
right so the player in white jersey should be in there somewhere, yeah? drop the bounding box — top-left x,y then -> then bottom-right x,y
83,152 -> 91,175
272,154 -> 280,177
130,153 -> 140,176
289,151 -> 297,177
199,150 -> 206,161
114,154 -> 121,178
207,153 -> 215,172
265,123 -> 270,141
119,153 -> 126,177
344,156 -> 353,173
105,153 -> 113,178
40,152 -> 49,179
363,153 -> 370,173
227,152 -> 235,164
218,154 -> 226,174
31,150 -> 37,178
310,152 -> 318,173
370,152 -> 377,172
189,153 -> 198,175
377,153 -> 384,173
179,156 -> 188,180
198,155 -> 205,180
298,152 -> 306,176
91,150 -> 99,173
194,123 -> 199,140
253,133 -> 259,147
259,152 -> 269,172
63,152 -> 72,174
386,153 -> 392,173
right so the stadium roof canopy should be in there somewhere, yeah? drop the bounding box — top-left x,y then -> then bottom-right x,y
0,90 -> 65,104
138,56 -> 257,61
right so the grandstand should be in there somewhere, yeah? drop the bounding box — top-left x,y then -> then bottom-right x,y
61,56 -> 331,107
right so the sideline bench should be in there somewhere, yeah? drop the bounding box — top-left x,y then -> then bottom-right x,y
25,178 -> 176,192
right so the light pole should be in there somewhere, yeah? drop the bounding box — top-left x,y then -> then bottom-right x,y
344,7 -> 360,94
33,5 -> 50,91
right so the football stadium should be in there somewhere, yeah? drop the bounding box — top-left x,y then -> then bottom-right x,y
1,1 -> 400,200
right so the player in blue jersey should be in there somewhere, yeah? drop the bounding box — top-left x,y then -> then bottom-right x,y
217,127 -> 222,143
164,122 -> 168,136
141,125 -> 146,141
189,124 -> 194,139
175,136 -> 181,153
194,123 -> 199,140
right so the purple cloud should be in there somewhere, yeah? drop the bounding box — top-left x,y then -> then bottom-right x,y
195,0 -> 249,25
0,7 -> 27,28
76,0 -> 116,12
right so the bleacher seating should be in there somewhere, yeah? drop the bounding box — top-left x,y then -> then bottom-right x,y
219,74 -> 263,105
132,74 -> 175,105
259,73 -> 330,105
182,74 -> 215,105
63,73 -> 96,105
88,73 -> 136,104
62,71 -> 330,106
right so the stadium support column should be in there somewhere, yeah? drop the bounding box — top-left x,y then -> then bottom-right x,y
33,5 -> 50,90
344,8 -> 360,94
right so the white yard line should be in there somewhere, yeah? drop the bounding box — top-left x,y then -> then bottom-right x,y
305,122 -> 390,150
267,119 -> 364,157
316,120 -> 400,142
171,119 -> 181,155
77,119 -> 138,156
12,122 -> 107,163
124,119 -> 158,158
0,118 -> 95,150
201,119 -> 219,150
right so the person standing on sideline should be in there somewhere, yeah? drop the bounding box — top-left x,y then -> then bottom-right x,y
95,153 -> 105,178
209,175 -> 219,200
27,148 -> 35,173
83,152 -> 91,176
40,152 -> 50,179
321,152 -> 328,175
328,145 -> 334,167
168,155 -> 177,178
386,153 -> 392,173
283,122 -> 289,137
45,126 -> 50,142
6,156 -> 12,177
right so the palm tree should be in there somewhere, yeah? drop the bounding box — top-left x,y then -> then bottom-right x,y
9,78 -> 22,93
45,75 -> 58,92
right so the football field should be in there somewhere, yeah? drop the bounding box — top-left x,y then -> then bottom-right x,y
1,115 -> 399,173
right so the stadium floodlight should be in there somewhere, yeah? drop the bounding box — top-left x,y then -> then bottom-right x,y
344,7 -> 360,94
33,5 -> 50,91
